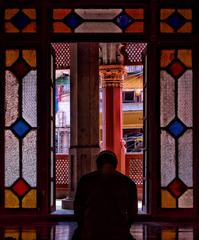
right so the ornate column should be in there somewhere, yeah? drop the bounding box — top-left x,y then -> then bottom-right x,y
62,42 -> 100,208
99,48 -> 127,173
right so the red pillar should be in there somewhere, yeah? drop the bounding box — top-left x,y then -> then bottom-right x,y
99,65 -> 126,173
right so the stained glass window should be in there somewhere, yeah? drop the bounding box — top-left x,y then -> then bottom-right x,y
160,9 -> 192,33
4,49 -> 37,208
52,9 -> 144,33
5,9 -> 37,33
160,49 -> 193,208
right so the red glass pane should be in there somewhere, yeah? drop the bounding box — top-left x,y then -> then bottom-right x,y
168,60 -> 185,78
168,178 -> 187,198
12,178 -> 30,197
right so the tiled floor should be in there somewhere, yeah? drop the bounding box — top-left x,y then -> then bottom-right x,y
1,221 -> 198,239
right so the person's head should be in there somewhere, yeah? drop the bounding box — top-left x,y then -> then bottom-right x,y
96,150 -> 118,174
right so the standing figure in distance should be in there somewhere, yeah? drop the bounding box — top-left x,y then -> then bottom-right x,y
72,150 -> 138,240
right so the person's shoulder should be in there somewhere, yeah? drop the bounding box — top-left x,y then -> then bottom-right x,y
79,170 -> 100,182
114,171 -> 136,186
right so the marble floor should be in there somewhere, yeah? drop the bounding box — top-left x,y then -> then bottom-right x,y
1,221 -> 198,239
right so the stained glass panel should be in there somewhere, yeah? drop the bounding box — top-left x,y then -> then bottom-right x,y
5,190 -> 19,208
5,130 -> 19,187
52,8 -> 144,33
5,9 -> 37,33
160,49 -> 193,209
22,189 -> 37,208
161,190 -> 176,208
22,131 -> 37,187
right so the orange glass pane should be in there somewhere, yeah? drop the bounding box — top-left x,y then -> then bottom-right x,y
53,9 -> 71,20
5,229 -> 19,240
22,230 -> 37,239
178,23 -> 192,33
177,9 -> 192,20
161,190 -> 176,208
178,49 -> 192,68
6,50 -> 19,67
53,22 -> 72,33
160,23 -> 174,33
160,9 -> 175,20
22,9 -> 36,20
161,230 -> 176,240
5,9 -> 19,20
23,50 -> 36,67
5,22 -> 19,33
125,9 -> 144,19
22,22 -> 36,33
125,22 -> 144,33
5,190 -> 19,208
160,50 -> 175,68
22,189 -> 37,208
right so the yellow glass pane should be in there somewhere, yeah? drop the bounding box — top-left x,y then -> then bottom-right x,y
161,190 -> 176,208
160,50 -> 175,68
5,22 -> 19,33
161,230 -> 176,240
177,9 -> 192,20
53,9 -> 71,20
22,189 -> 37,208
6,50 -> 19,67
23,50 -> 36,67
53,22 -> 72,33
178,49 -> 192,68
160,23 -> 174,33
125,9 -> 144,19
125,22 -> 144,33
5,9 -> 19,20
5,190 -> 19,208
160,9 -> 175,20
178,23 -> 192,33
22,230 -> 37,239
5,229 -> 19,240
22,9 -> 36,20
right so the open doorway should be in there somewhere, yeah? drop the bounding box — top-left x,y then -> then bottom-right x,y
51,42 -> 147,214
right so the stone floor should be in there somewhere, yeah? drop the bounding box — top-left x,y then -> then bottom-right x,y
1,221 -> 198,239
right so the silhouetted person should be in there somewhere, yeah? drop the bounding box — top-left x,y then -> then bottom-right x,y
72,150 -> 138,240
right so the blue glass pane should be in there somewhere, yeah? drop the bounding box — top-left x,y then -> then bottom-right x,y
167,119 -> 187,138
167,13 -> 185,30
11,12 -> 31,30
64,13 -> 82,29
11,119 -> 31,138
116,13 -> 133,29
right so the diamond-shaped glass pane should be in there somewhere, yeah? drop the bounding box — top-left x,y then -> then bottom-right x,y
11,58 -> 31,79
11,11 -> 31,30
115,13 -> 133,29
63,12 -> 83,29
168,60 -> 186,79
12,178 -> 30,197
168,178 -> 187,198
167,13 -> 185,30
167,118 -> 187,138
11,118 -> 31,138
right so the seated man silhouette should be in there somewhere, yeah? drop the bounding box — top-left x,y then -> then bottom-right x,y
73,150 -> 138,240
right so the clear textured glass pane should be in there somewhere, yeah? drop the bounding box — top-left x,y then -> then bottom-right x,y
22,70 -> 37,127
160,71 -> 175,127
5,71 -> 19,126
179,130 -> 192,187
178,70 -> 192,127
5,130 -> 19,187
179,189 -> 193,208
161,130 -> 176,186
75,9 -> 122,19
22,130 -> 37,187
75,22 -> 122,33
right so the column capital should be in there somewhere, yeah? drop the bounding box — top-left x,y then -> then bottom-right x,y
99,64 -> 127,88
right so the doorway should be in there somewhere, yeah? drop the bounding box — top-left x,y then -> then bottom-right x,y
51,41 -> 148,214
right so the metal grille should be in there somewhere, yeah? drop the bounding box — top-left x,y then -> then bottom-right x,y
51,43 -> 70,69
51,42 -> 146,69
56,154 -> 70,187
126,154 -> 143,185
125,43 -> 147,64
